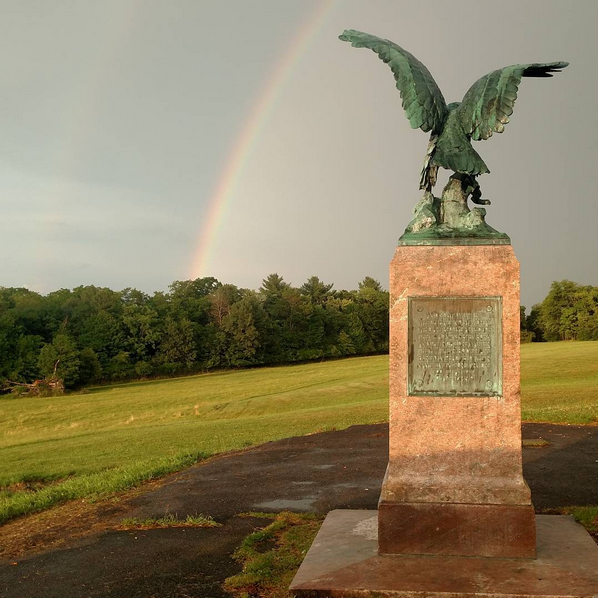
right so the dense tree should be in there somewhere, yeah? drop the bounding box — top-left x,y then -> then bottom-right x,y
3,274 -> 598,394
38,334 -> 80,386
155,316 -> 197,371
350,279 -> 389,353
168,278 -> 219,324
260,273 -> 289,297
538,280 -> 598,341
210,295 -> 264,367
0,274 -> 392,391
525,304 -> 544,342
14,335 -> 44,381
78,347 -> 102,384
520,306 -> 534,343
358,276 -> 382,292
78,310 -> 124,366
122,304 -> 161,363
208,284 -> 243,326
300,276 -> 334,305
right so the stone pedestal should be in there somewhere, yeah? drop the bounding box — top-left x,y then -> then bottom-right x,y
379,244 -> 536,558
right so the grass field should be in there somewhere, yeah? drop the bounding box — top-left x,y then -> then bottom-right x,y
1,342 -> 597,523
520,342 -> 598,424
0,356 -> 388,522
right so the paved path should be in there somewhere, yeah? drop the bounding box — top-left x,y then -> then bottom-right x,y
0,423 -> 597,598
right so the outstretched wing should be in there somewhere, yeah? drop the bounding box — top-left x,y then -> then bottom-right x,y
457,62 -> 568,141
339,29 -> 448,133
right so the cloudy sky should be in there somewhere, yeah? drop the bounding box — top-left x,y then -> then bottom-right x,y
1,0 -> 596,307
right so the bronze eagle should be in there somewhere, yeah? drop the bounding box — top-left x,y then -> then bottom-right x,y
339,30 -> 568,205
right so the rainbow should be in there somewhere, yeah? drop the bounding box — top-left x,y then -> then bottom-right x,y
189,0 -> 338,280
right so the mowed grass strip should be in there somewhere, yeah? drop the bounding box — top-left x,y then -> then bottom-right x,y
1,343 -> 597,524
0,452 -> 204,524
120,513 -> 220,530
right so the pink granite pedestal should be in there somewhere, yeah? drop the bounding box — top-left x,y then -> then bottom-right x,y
379,245 -> 535,559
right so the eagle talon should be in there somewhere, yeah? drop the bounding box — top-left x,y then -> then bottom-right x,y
461,175 -> 490,206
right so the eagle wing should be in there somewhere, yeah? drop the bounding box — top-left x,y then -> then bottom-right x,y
457,62 -> 568,141
339,30 -> 448,133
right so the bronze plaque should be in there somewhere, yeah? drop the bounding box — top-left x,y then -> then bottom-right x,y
408,297 -> 502,396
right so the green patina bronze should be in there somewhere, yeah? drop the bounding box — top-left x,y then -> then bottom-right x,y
339,29 -> 568,244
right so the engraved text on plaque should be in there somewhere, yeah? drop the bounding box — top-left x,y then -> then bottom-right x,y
408,297 -> 502,396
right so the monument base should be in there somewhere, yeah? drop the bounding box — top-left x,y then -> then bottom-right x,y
378,500 -> 536,558
289,510 -> 598,597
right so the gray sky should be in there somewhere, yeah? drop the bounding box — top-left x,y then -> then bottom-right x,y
0,0 -> 596,307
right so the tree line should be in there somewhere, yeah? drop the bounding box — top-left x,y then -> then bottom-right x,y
1,275 -> 595,394
0,274 -> 389,392
521,280 -> 598,342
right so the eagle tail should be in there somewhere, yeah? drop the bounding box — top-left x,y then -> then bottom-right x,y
432,119 -> 490,176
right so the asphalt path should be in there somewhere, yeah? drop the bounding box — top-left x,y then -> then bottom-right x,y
0,422 -> 597,598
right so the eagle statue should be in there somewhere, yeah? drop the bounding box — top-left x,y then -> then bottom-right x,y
339,29 -> 568,238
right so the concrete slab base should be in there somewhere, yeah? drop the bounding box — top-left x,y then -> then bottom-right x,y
289,510 -> 598,597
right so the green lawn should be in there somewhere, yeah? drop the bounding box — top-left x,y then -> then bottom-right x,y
0,356 -> 388,522
520,342 -> 598,424
1,342 -> 597,523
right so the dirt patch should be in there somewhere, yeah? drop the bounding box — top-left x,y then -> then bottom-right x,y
2,476 -> 71,495
0,449 -> 253,561
0,484 -> 156,561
